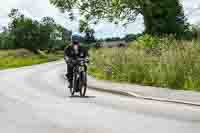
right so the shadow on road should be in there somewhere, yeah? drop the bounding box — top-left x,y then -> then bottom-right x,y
69,95 -> 96,98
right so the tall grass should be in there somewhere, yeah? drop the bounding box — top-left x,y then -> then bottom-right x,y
89,36 -> 200,91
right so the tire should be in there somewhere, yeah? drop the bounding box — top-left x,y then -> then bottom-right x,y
70,73 -> 76,96
79,72 -> 87,97
70,87 -> 75,96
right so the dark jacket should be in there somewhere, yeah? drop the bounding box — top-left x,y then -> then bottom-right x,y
64,45 -> 89,59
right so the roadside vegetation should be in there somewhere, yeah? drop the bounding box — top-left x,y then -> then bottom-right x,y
0,9 -> 72,53
89,35 -> 200,91
0,9 -> 69,70
0,49 -> 63,70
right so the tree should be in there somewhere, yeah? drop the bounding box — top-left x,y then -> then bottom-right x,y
8,8 -> 21,19
56,24 -> 72,43
40,17 -> 57,51
50,0 -> 187,36
84,28 -> 96,43
142,0 -> 187,36
105,37 -> 121,42
41,17 -> 55,26
124,34 -> 137,42
8,9 -> 42,52
190,24 -> 200,40
2,8 -> 72,51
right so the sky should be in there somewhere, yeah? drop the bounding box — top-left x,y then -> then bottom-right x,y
0,0 -> 200,38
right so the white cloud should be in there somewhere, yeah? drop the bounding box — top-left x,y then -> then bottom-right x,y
182,0 -> 200,23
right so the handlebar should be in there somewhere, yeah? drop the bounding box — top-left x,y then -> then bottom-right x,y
65,57 -> 89,64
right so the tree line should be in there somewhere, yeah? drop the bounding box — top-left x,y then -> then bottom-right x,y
0,9 -> 72,53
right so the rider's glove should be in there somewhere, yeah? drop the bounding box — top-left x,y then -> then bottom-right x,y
85,58 -> 90,63
64,56 -> 70,63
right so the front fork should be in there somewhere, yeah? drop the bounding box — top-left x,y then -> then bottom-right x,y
74,66 -> 87,91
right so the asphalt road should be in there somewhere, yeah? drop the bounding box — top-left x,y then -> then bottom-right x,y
0,61 -> 200,133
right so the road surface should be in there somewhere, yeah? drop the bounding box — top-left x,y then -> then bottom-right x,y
0,61 -> 200,133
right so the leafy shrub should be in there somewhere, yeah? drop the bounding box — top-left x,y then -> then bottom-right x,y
136,34 -> 161,49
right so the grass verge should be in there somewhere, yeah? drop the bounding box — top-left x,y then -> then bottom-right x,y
0,49 -> 63,70
88,36 -> 200,91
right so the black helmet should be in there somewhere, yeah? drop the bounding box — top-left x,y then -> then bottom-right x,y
71,34 -> 81,44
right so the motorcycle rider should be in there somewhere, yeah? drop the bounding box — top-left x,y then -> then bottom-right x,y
64,34 -> 89,88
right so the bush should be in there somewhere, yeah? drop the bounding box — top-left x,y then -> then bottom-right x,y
136,34 -> 161,49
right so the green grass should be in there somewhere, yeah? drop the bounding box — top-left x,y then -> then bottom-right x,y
0,49 -> 63,70
88,38 -> 200,91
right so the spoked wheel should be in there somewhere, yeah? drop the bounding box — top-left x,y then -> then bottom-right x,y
79,72 -> 87,97
70,73 -> 76,96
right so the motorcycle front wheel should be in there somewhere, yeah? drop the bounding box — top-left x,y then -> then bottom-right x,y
70,73 -> 77,96
79,72 -> 87,97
